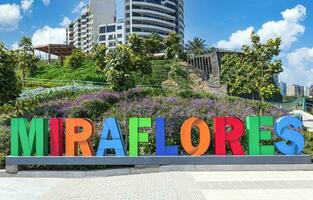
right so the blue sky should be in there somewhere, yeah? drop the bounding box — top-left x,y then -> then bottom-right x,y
0,0 -> 312,86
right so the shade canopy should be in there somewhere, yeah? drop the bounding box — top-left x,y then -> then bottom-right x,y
34,44 -> 74,62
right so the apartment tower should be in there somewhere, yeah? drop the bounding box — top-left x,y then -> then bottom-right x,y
124,0 -> 185,40
66,0 -> 116,52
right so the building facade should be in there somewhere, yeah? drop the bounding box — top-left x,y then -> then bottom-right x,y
98,20 -> 126,49
67,0 -> 185,51
66,0 -> 116,52
287,84 -> 305,97
124,0 -> 184,39
279,82 -> 287,97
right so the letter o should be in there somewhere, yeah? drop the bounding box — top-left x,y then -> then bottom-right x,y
180,117 -> 211,156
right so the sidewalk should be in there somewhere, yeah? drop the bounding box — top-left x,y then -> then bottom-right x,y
1,171 -> 313,200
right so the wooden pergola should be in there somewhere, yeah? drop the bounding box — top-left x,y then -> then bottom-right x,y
34,44 -> 74,63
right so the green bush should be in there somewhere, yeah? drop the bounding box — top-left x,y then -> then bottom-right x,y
64,49 -> 85,69
0,43 -> 21,105
67,100 -> 111,121
304,131 -> 313,157
133,60 -> 172,86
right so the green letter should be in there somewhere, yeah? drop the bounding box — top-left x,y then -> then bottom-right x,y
246,116 -> 275,155
11,118 -> 48,156
129,118 -> 151,156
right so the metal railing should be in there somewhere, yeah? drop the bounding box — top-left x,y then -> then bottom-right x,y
24,78 -> 109,87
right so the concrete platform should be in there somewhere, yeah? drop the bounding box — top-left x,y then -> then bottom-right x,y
6,155 -> 311,166
3,155 -> 313,176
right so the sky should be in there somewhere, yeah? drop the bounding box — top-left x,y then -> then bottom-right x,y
0,0 -> 312,86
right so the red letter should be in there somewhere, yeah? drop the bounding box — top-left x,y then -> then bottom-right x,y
214,117 -> 245,155
50,118 -> 64,156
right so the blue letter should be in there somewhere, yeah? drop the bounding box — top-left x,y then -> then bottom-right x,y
96,118 -> 126,156
156,118 -> 178,155
274,116 -> 305,155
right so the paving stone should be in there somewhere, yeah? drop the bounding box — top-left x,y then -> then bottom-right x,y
1,171 -> 313,199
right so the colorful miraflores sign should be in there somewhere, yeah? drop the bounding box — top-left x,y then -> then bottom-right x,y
10,116 -> 305,157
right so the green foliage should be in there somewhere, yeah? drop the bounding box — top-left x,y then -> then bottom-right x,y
33,60 -> 106,82
164,32 -> 184,59
133,60 -> 172,86
64,49 -> 85,69
168,62 -> 191,90
16,37 -> 39,82
91,44 -> 107,70
0,43 -> 22,105
144,33 -> 164,56
128,34 -> 145,54
68,100 -> 111,121
104,45 -> 151,91
304,131 -> 313,157
221,32 -> 283,113
185,37 -> 207,55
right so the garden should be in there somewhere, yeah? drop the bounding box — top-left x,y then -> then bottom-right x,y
1,32 -> 312,169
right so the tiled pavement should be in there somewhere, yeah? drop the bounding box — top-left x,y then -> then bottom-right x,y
1,171 -> 313,200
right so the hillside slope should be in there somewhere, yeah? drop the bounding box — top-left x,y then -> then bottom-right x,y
162,62 -> 227,97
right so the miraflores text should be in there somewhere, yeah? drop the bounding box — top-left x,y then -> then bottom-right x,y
10,116 -> 305,157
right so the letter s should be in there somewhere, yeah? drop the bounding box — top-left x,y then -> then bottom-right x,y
274,116 -> 305,155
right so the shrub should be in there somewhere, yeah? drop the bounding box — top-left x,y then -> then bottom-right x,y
67,100 -> 111,121
0,43 -> 21,105
91,44 -> 107,70
104,45 -> 151,91
64,49 -> 85,69
304,131 -> 313,157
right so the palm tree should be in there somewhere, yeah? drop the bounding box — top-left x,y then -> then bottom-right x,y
185,37 -> 207,55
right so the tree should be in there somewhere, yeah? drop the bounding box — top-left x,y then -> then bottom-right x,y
128,34 -> 145,55
164,32 -> 183,59
16,37 -> 39,83
221,33 -> 283,114
64,48 -> 85,69
144,33 -> 164,56
104,45 -> 151,91
0,43 -> 21,105
185,37 -> 207,55
91,44 -> 107,70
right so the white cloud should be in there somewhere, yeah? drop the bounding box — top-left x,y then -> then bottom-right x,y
32,25 -> 66,58
21,0 -> 34,12
282,4 -> 306,22
216,5 -> 306,50
0,4 -> 22,31
216,27 -> 254,50
60,17 -> 71,27
11,41 -> 19,50
32,25 -> 66,46
72,1 -> 86,14
280,48 -> 313,86
42,0 -> 50,6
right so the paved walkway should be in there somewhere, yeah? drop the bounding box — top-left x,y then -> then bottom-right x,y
291,110 -> 313,131
1,171 -> 313,200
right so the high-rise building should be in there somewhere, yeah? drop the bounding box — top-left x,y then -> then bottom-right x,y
124,0 -> 185,39
279,82 -> 287,97
98,20 -> 126,49
310,85 -> 313,97
287,84 -> 305,97
67,0 -> 185,52
66,0 -> 116,52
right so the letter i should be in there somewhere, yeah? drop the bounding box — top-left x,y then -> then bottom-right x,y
50,118 -> 64,156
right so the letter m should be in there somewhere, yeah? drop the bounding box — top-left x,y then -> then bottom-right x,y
11,118 -> 48,156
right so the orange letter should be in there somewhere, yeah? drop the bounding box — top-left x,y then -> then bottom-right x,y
65,118 -> 94,156
180,117 -> 210,156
